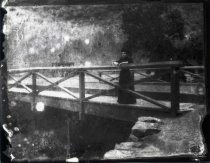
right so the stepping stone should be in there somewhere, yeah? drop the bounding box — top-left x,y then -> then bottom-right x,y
131,117 -> 162,139
134,144 -> 163,157
127,134 -> 139,142
138,116 -> 162,123
104,149 -> 133,159
115,142 -> 144,150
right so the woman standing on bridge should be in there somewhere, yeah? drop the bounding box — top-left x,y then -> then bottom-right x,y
112,48 -> 136,104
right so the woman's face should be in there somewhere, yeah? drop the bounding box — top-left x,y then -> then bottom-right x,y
121,51 -> 127,57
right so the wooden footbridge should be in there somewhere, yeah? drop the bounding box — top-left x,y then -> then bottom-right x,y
7,61 -> 205,122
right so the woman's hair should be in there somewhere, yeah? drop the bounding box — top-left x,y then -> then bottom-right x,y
121,48 -> 132,56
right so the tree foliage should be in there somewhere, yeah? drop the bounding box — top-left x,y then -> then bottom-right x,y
121,3 -> 203,65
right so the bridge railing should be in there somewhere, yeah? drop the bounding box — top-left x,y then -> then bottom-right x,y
7,61 -> 205,119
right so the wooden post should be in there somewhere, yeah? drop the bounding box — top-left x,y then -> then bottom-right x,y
98,72 -> 102,78
31,72 -> 37,111
79,71 -> 85,120
98,72 -> 102,83
66,118 -> 71,158
170,67 -> 180,116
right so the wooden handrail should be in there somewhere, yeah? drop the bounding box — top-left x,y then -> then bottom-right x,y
181,66 -> 204,70
98,65 -> 204,73
8,61 -> 183,73
180,70 -> 204,80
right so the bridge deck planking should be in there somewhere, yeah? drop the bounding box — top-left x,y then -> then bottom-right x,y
9,87 -> 170,108
9,88 -> 195,109
8,83 -> 205,106
8,88 -> 197,121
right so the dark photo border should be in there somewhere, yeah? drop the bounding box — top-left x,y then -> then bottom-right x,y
1,0 -> 210,162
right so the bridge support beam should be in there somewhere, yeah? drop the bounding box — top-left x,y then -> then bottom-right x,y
171,67 -> 180,116
31,73 -> 37,111
79,71 -> 85,120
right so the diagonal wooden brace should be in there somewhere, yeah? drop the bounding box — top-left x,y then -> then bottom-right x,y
8,72 -> 31,89
85,71 -> 170,110
35,72 -> 78,99
8,74 -> 32,93
84,88 -> 116,101
37,71 -> 79,93
135,71 -> 169,83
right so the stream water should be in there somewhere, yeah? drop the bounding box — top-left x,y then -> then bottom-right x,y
10,101 -> 134,160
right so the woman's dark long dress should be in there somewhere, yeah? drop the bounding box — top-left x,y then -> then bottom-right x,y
116,56 -> 136,104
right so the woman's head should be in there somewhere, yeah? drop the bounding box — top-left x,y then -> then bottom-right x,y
121,51 -> 127,57
121,48 -> 131,57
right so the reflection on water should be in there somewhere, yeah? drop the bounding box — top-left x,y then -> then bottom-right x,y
10,102 -> 133,160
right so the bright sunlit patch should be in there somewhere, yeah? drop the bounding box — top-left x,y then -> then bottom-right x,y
63,35 -> 70,42
84,39 -> 90,45
56,43 -> 61,49
7,115 -> 12,119
66,157 -> 79,163
50,48 -> 55,53
36,102 -> 45,112
11,101 -> 17,107
10,154 -> 15,160
14,127 -> 19,132
29,47 -> 35,54
85,61 -> 91,67
1,0 -> 8,8
185,34 -> 190,40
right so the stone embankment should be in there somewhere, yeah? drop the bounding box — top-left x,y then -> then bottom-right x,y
104,105 -> 205,159
104,116 -> 164,159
